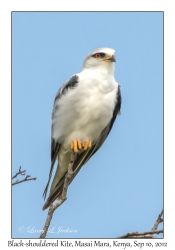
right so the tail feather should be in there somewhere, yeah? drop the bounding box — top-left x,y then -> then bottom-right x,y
42,147 -> 95,210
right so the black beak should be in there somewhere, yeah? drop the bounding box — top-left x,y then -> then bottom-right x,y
109,54 -> 116,62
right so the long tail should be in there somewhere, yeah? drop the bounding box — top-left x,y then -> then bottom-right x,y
42,147 -> 94,210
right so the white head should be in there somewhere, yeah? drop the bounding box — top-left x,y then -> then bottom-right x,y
82,48 -> 116,73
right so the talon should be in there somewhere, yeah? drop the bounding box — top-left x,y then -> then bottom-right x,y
83,141 -> 88,150
71,139 -> 91,152
88,141 -> 91,148
70,139 -> 78,152
73,139 -> 78,152
82,140 -> 91,150
77,140 -> 82,149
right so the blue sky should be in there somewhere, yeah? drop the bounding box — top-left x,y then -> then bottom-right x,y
12,12 -> 163,238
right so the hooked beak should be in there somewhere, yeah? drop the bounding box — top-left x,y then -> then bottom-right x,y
103,54 -> 116,63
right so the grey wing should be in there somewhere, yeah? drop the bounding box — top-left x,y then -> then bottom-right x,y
42,85 -> 122,209
42,75 -> 79,199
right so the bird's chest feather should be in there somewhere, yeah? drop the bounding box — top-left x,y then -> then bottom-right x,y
77,80 -> 115,121
52,75 -> 117,143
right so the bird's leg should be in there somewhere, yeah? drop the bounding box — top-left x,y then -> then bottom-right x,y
70,139 -> 91,152
71,139 -> 81,152
82,140 -> 91,150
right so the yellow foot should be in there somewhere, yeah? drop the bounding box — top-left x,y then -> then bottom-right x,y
82,140 -> 92,150
70,139 -> 91,152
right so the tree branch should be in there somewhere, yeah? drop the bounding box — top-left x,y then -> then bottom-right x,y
117,209 -> 163,239
151,209 -> 163,231
40,152 -> 77,239
117,229 -> 163,239
12,166 -> 36,186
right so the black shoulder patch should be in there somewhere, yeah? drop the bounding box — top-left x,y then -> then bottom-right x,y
55,75 -> 79,101
117,85 -> 122,114
52,75 -> 79,119
108,85 -> 122,134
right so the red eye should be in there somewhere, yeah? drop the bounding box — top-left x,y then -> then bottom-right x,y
95,54 -> 101,59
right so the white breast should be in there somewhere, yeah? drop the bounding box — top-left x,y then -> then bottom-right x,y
52,70 -> 118,149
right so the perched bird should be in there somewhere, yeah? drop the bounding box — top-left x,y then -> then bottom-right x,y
42,47 -> 121,210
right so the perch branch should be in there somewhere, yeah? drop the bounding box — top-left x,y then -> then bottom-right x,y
40,152 -> 76,238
